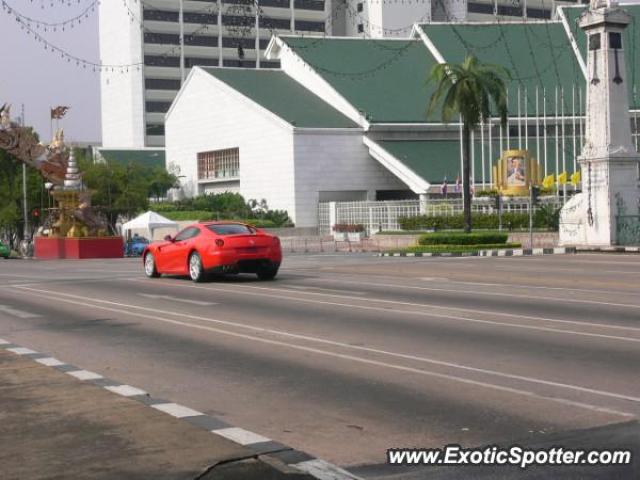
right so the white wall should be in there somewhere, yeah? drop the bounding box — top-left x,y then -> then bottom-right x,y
293,130 -> 408,226
165,69 -> 297,221
99,0 -> 146,148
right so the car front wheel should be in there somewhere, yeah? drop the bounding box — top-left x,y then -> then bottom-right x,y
144,253 -> 160,278
189,252 -> 206,282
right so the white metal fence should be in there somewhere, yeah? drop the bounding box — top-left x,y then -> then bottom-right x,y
318,197 -> 563,235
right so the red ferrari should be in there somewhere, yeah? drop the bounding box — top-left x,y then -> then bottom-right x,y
142,222 -> 282,282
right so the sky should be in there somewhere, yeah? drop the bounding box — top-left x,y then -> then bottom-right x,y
0,0 -> 101,143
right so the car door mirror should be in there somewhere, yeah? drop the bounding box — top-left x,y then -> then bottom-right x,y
164,235 -> 174,242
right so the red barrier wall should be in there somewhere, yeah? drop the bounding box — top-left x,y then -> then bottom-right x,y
35,237 -> 123,259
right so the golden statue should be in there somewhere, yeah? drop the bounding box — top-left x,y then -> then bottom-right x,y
0,103 -> 107,237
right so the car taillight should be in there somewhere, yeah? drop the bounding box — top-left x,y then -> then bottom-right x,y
215,239 -> 224,247
273,236 -> 280,246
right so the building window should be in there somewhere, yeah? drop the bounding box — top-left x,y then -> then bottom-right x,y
146,101 -> 172,113
295,20 -> 325,32
357,24 -> 364,33
357,2 -> 363,12
146,124 -> 165,136
198,148 -> 240,180
146,78 -> 182,90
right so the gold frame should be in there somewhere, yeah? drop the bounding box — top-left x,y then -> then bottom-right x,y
492,149 -> 541,196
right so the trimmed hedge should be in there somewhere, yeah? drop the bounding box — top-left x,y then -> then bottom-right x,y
161,211 -> 277,228
392,243 -> 522,254
399,210 -> 559,231
418,232 -> 509,246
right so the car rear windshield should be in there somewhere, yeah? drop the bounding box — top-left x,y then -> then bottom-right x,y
206,224 -> 256,235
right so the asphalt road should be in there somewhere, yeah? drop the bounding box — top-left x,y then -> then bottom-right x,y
0,253 -> 639,477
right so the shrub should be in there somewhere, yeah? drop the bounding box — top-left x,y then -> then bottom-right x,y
402,242 -> 521,253
399,211 -> 559,231
333,224 -> 365,233
418,232 -> 509,246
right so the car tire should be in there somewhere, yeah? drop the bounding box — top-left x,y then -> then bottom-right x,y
256,265 -> 279,281
189,252 -> 206,283
144,253 -> 160,278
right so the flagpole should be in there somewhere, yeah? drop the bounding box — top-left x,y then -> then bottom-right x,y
517,86 -> 522,150
524,87 -> 528,151
489,117 -> 493,186
536,85 -> 540,169
506,88 -> 510,150
555,86 -> 559,198
471,129 -> 476,190
543,87 -> 548,177
572,85 -> 577,174
561,87 -> 566,202
481,119 -> 486,189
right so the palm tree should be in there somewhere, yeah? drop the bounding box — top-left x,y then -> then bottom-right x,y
427,56 -> 509,233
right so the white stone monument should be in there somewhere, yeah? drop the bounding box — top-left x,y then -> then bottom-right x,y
559,0 -> 640,247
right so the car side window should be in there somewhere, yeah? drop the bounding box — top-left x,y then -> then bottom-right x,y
174,227 -> 200,242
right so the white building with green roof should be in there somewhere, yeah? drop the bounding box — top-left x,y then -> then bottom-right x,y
165,5 -> 640,228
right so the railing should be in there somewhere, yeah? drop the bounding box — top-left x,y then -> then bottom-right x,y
616,215 -> 640,246
318,197 -> 563,235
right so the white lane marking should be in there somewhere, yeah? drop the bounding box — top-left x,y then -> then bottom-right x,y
272,274 -> 640,311
294,459 -> 362,480
418,277 -> 638,297
213,427 -> 271,445
137,293 -> 217,306
105,385 -> 148,397
142,280 -> 640,339
0,305 -> 41,319
35,357 -> 65,367
7,347 -> 37,355
0,338 -> 9,345
67,370 -> 103,381
285,285 -> 365,295
14,287 -> 639,416
152,403 -> 203,418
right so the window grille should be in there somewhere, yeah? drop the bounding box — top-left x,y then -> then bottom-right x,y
198,148 -> 240,180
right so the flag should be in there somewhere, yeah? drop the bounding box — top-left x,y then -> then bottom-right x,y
570,170 -> 581,186
51,106 -> 70,119
542,174 -> 555,189
557,171 -> 568,185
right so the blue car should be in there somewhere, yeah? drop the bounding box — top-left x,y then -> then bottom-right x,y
125,236 -> 150,257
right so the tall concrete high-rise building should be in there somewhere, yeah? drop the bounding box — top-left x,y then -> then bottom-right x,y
99,0 -> 327,148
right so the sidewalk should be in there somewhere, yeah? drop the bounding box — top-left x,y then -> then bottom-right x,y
0,347 -> 317,480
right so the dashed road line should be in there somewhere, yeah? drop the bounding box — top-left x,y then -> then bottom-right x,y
0,340 -> 361,480
9,287 -> 639,417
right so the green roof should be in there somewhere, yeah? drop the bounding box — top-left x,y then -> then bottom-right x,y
99,149 -> 165,169
200,68 -> 358,128
560,4 -> 640,109
280,37 -> 441,123
418,22 -> 585,115
378,140 -> 462,183
377,136 -> 579,185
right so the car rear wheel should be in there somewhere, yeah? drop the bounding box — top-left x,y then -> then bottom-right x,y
144,253 -> 160,278
189,252 -> 205,282
256,265 -> 279,281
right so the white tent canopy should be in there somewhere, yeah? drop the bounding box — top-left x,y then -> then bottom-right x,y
121,211 -> 179,239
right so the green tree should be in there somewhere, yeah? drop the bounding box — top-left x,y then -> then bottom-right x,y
427,56 -> 509,232
0,150 -> 45,247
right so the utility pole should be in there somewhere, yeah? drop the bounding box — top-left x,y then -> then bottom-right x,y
21,104 -> 28,241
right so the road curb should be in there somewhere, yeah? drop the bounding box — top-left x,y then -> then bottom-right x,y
575,246 -> 640,253
377,247 -> 577,258
0,338 -> 361,480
